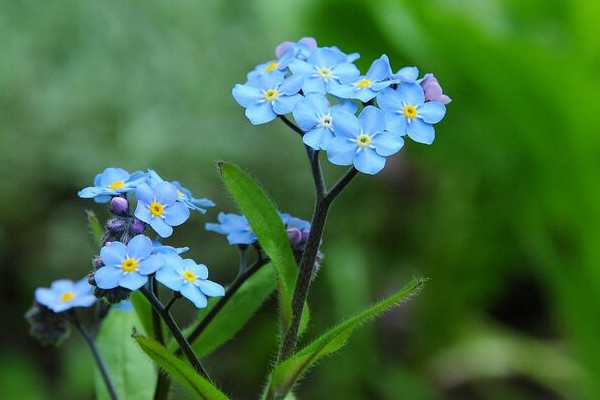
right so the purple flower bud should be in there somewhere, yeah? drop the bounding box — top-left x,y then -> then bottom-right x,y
130,218 -> 146,234
275,37 -> 317,58
421,73 -> 451,104
91,256 -> 104,269
110,196 -> 130,216
287,227 -> 303,247
300,229 -> 309,244
107,218 -> 126,232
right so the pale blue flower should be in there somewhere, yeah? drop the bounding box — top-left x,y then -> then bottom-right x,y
134,182 -> 190,238
205,212 -> 256,245
146,169 -> 214,214
78,167 -> 146,203
35,278 -> 96,313
328,55 -> 394,102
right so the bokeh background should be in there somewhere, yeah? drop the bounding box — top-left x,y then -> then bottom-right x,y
2,0 -> 599,399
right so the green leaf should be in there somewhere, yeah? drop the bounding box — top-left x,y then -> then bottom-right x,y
86,209 -> 103,248
219,162 -> 297,331
269,277 -> 426,399
135,335 -> 231,400
181,264 -> 276,358
130,291 -> 154,339
94,308 -> 156,400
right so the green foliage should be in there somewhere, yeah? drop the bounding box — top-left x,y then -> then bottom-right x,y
130,291 -> 154,340
94,308 -> 156,400
268,277 -> 426,399
135,335 -> 230,400
219,162 -> 298,331
86,210 -> 103,248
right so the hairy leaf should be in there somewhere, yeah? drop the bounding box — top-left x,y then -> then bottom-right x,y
86,209 -> 103,248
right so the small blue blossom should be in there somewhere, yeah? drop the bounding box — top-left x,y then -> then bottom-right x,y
292,94 -> 357,150
156,253 -> 224,308
275,37 -> 318,60
146,169 -> 214,214
95,235 -> 163,291
232,70 -> 304,125
78,167 -> 146,203
288,47 -> 360,95
246,50 -> 296,83
377,83 -> 446,145
328,55 -> 394,102
134,182 -> 190,238
35,278 -> 96,313
205,212 -> 256,245
392,66 -> 419,85
326,106 -> 404,175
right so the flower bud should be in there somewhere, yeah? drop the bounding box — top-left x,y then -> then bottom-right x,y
130,218 -> 145,234
287,227 -> 303,247
107,218 -> 126,232
91,256 -> 104,270
421,74 -> 451,104
110,196 -> 130,216
25,302 -> 70,346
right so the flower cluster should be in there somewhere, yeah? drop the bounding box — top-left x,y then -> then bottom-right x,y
233,37 -> 451,175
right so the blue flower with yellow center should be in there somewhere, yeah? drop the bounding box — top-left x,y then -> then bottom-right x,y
288,47 -> 360,95
205,212 -> 256,245
78,167 -> 146,203
134,182 -> 190,238
156,253 -> 224,308
377,83 -> 446,145
35,278 -> 96,313
326,105 -> 404,175
95,235 -> 163,291
292,93 -> 357,150
328,55 -> 394,102
232,70 -> 304,125
146,169 -> 214,214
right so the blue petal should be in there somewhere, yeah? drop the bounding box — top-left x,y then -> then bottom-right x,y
70,294 -> 97,309
181,284 -> 208,308
232,84 -> 263,108
358,106 -> 385,134
397,83 -> 425,105
407,118 -> 435,145
246,103 -> 277,125
137,255 -> 163,275
74,278 -> 94,296
303,127 -> 334,150
354,88 -> 377,103
35,288 -> 56,308
332,112 -> 359,139
134,202 -> 153,224
366,55 -> 392,81
100,242 -> 126,267
332,99 -> 358,114
94,267 -> 123,289
50,279 -> 74,293
326,137 -> 357,166
205,222 -> 226,235
384,112 -> 408,136
190,263 -> 209,280
327,82 -> 356,99
302,77 -> 326,94
198,280 -> 225,297
227,231 -> 256,245
135,183 -> 154,204
119,272 -> 148,291
354,148 -> 386,175
272,94 -> 302,115
394,66 -> 419,83
127,235 -> 153,260
150,218 -> 174,238
288,59 -> 313,76
260,70 -> 286,89
292,98 -> 319,132
154,182 -> 178,206
418,101 -> 446,124
99,168 -> 129,187
332,63 -> 360,83
376,88 -> 403,112
372,132 -> 404,156
164,202 -> 190,226
78,187 -> 103,198
279,74 -> 304,95
156,266 -> 183,291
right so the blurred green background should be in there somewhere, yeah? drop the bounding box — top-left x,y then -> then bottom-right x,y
2,0 -> 599,399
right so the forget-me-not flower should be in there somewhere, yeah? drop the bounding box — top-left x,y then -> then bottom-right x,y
205,212 -> 256,245
292,93 -> 357,150
275,37 -> 318,60
328,55 -> 394,102
134,182 -> 190,238
326,106 -> 404,175
392,66 -> 419,85
232,70 -> 304,125
156,253 -> 224,308
146,169 -> 214,214
35,278 -> 96,313
420,73 -> 452,104
78,167 -> 146,203
95,235 -> 163,291
377,84 -> 446,145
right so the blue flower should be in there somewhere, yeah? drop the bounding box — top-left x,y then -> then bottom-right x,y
326,106 -> 404,175
95,235 -> 163,291
232,70 -> 304,125
146,169 -> 214,214
156,253 -> 224,308
392,66 -> 419,85
205,212 -> 256,245
377,83 -> 446,145
288,47 -> 360,95
134,182 -> 190,238
246,50 -> 296,83
35,278 -> 96,313
275,37 -> 318,60
328,55 -> 394,102
78,167 -> 146,203
292,93 -> 358,150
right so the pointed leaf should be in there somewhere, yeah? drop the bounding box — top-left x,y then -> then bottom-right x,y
219,162 -> 297,331
135,335 -> 231,400
86,210 -> 103,248
129,291 -> 154,339
269,277 -> 426,398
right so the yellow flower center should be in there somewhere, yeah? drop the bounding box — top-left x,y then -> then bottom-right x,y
183,270 -> 197,283
403,105 -> 417,119
108,181 -> 125,190
60,292 -> 74,302
356,134 -> 371,148
177,190 -> 184,198
318,67 -> 332,78
357,79 -> 371,88
149,201 -> 164,217
265,62 -> 278,73
264,89 -> 279,102
122,258 -> 138,272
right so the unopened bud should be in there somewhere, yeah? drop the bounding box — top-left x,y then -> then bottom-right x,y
107,218 -> 126,232
130,218 -> 145,234
287,227 -> 303,247
110,197 -> 129,216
